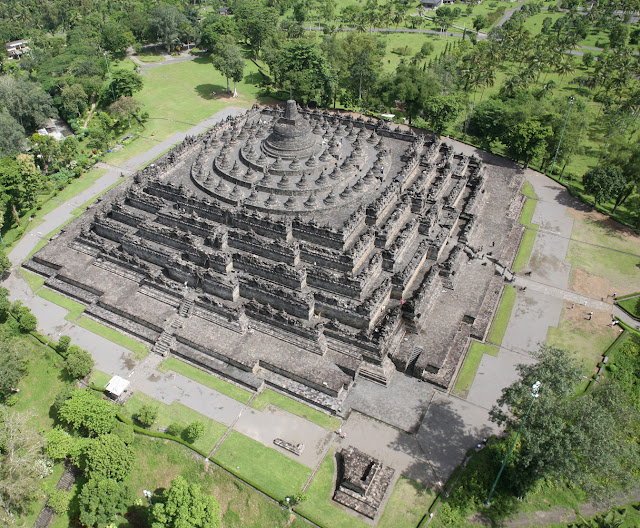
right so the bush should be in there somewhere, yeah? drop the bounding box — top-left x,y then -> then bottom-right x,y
136,404 -> 158,428
167,423 -> 183,437
112,422 -> 135,445
47,489 -> 70,515
57,335 -> 71,356
18,310 -> 38,332
183,421 -> 205,443
65,346 -> 95,379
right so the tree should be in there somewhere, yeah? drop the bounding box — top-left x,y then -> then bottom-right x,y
65,346 -> 94,379
506,118 -> 552,167
150,5 -> 187,52
150,476 -> 221,528
0,112 -> 26,157
422,94 -> 463,135
583,166 -> 626,206
0,336 -> 28,401
490,346 -> 640,498
0,155 -> 42,224
200,14 -> 237,51
184,421 -> 205,443
46,427 -> 74,461
78,478 -> 130,528
473,15 -> 488,32
84,433 -> 134,481
0,76 -> 56,132
110,70 -> 143,100
60,83 -> 88,117
0,248 -> 9,275
109,97 -> 141,128
100,21 -> 135,53
57,335 -> 71,356
233,0 -> 279,56
211,35 -> 245,95
265,39 -> 332,105
57,389 -> 117,437
136,403 -> 158,428
14,303 -> 37,332
0,288 -> 9,322
0,410 -> 49,526
46,489 -> 70,515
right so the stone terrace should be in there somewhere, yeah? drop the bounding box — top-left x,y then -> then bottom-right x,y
26,101 -> 524,411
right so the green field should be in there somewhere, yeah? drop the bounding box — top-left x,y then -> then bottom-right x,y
487,285 -> 516,346
519,198 -> 539,230
213,430 -> 312,501
297,450 -> 435,528
158,357 -> 253,403
76,316 -> 149,359
36,288 -> 86,321
513,229 -> 537,273
453,342 -> 499,398
250,388 -> 341,430
124,391 -> 228,454
21,269 -> 46,292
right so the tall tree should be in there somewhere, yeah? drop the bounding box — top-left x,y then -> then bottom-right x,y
78,478 -> 131,528
0,410 -> 48,526
149,4 -> 187,53
84,434 -> 134,481
490,346 -> 640,498
57,389 -> 117,437
583,166 -> 627,207
150,476 -> 221,528
211,35 -> 245,95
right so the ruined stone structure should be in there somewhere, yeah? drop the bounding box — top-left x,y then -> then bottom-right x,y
334,446 -> 395,519
25,101 -> 525,412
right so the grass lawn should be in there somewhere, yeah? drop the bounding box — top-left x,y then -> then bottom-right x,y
617,297 -> 640,319
250,388 -> 341,430
36,288 -> 86,322
487,286 -> 516,346
296,451 -> 370,528
1,167 -> 108,252
26,238 -> 49,260
21,269 -> 46,292
75,316 -> 149,359
519,198 -> 539,230
124,436 -> 308,528
569,212 -> 640,256
102,56 -> 271,167
512,229 -> 537,273
135,52 -> 165,63
213,430 -> 311,502
297,450 -> 434,528
124,391 -> 227,454
452,342 -> 499,398
521,181 -> 537,200
13,342 -> 69,431
566,241 -> 640,295
377,477 -> 436,528
158,357 -> 252,404
89,369 -> 112,389
546,308 -> 617,375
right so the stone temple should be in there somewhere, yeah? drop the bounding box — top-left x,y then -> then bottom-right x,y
25,101 -> 525,412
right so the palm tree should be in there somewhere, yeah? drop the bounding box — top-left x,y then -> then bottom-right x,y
556,56 -> 576,89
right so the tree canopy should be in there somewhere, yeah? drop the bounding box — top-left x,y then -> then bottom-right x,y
150,476 -> 221,528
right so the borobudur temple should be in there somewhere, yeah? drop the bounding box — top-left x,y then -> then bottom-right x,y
25,101 -> 526,412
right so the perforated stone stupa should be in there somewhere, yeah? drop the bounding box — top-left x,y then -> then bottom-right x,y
25,102 -> 525,412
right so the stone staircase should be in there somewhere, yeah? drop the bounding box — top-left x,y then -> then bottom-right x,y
406,346 -> 423,374
179,296 -> 195,317
358,356 -> 395,386
152,318 -> 181,356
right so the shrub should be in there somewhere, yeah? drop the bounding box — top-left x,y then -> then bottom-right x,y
183,421 -> 205,443
57,335 -> 71,356
136,404 -> 159,428
47,489 -> 70,515
167,423 -> 183,437
65,346 -> 95,379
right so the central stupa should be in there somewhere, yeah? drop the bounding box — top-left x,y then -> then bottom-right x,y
262,99 -> 319,159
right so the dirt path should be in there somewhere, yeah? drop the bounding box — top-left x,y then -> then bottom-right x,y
504,491 -> 640,527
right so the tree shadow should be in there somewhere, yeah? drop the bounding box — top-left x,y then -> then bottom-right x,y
193,55 -> 212,65
195,84 -> 228,100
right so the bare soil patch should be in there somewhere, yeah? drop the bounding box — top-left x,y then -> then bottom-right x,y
570,268 -> 612,301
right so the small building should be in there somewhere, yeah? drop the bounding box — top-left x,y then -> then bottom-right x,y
105,375 -> 131,401
6,39 -> 30,59
421,0 -> 443,8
